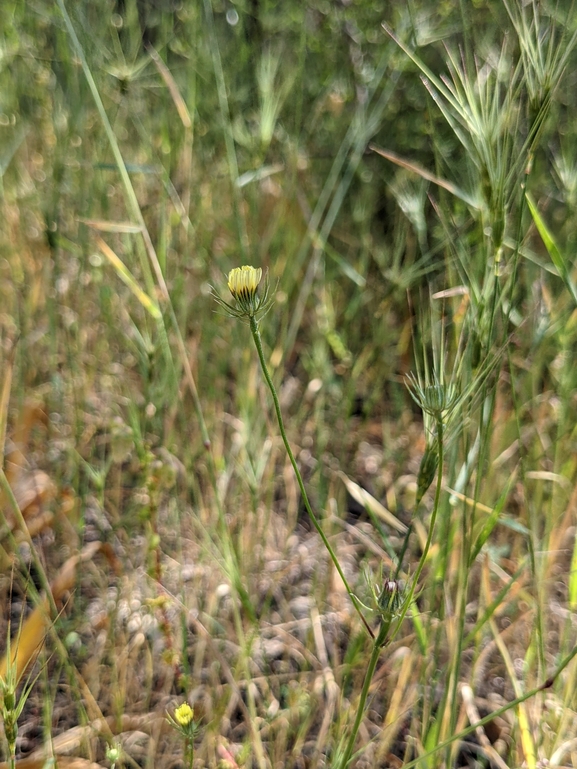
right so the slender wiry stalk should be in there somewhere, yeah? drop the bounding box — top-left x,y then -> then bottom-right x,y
389,419 -> 445,643
248,315 -> 374,639
335,619 -> 390,769
335,418 -> 445,768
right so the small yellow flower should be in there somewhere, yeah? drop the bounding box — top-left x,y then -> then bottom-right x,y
213,264 -> 273,320
227,265 -> 262,302
174,702 -> 194,727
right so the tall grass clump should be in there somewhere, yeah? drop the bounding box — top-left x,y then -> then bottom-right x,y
1,0 -> 577,768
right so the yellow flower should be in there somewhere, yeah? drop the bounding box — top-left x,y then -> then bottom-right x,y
174,702 -> 194,726
213,264 -> 272,320
228,265 -> 262,302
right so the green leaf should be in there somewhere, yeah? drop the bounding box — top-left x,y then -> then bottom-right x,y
526,194 -> 577,306
469,472 -> 516,565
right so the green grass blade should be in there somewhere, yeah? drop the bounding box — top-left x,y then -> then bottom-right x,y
469,471 -> 516,564
96,236 -> 161,320
526,193 -> 577,305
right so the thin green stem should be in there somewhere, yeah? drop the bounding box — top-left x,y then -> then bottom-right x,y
389,419 -> 445,643
336,620 -> 390,769
249,316 -> 374,639
184,737 -> 194,769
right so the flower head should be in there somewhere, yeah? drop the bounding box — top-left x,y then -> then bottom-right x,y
106,744 -> 121,765
174,702 -> 194,727
361,567 -> 405,621
212,265 -> 273,320
167,701 -> 199,741
405,372 -> 460,426
377,579 -> 403,616
228,265 -> 262,303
